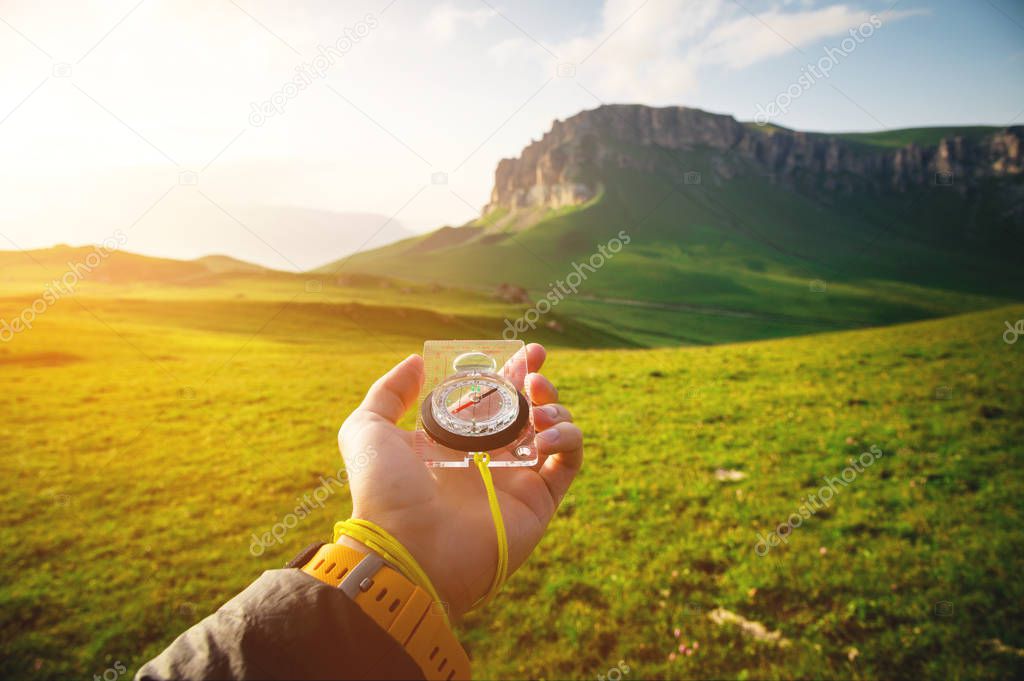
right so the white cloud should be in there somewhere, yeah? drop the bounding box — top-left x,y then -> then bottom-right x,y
425,2 -> 496,43
699,5 -> 928,69
556,0 -> 723,102
512,0 -> 925,104
488,37 -> 525,66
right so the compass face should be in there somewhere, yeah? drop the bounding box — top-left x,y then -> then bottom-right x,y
420,351 -> 530,452
430,376 -> 520,438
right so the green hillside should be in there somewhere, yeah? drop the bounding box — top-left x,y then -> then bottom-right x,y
0,246 -> 631,349
1,286 -> 1021,679
834,126 -> 1000,148
323,136 -> 1023,346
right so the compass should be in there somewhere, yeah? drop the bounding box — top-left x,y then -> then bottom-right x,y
420,351 -> 530,452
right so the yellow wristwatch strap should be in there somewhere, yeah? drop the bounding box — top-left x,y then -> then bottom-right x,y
301,542 -> 471,681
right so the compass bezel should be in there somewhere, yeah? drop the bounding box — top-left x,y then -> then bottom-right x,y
421,383 -> 530,452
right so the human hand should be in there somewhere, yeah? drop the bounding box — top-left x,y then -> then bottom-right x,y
338,344 -> 583,619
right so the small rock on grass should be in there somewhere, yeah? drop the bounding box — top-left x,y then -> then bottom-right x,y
708,608 -> 791,648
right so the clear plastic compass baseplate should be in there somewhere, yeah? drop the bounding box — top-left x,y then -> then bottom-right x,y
415,340 -> 537,468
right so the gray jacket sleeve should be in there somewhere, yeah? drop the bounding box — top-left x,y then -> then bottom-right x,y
135,568 -> 425,681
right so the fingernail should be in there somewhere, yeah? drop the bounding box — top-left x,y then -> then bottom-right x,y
538,404 -> 558,419
537,428 -> 560,446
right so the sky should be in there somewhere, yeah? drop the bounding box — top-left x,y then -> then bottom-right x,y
0,0 -> 1022,270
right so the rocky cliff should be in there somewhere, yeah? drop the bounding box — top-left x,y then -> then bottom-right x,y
484,104 -> 1023,213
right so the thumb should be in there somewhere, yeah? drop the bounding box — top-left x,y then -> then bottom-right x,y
340,354 -> 434,514
355,353 -> 424,424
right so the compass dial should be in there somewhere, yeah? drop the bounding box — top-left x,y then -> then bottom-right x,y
433,376 -> 518,434
420,351 -> 530,452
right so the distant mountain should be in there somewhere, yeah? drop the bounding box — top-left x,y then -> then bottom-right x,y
130,203 -> 415,272
0,245 -> 272,287
222,206 -> 415,271
326,104 -> 1023,345
194,254 -> 270,274
0,196 -> 413,273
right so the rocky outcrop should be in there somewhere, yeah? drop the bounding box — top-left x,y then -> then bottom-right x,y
484,104 -> 1023,213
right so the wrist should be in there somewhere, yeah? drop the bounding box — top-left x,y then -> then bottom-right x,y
298,538 -> 471,679
335,516 -> 464,619
335,535 -> 456,614
336,534 -> 372,555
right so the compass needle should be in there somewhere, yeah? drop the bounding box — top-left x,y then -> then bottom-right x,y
450,387 -> 499,414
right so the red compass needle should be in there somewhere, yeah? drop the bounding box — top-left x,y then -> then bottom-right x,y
451,387 -> 498,414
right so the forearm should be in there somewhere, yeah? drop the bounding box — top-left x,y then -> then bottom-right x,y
135,566 -> 424,681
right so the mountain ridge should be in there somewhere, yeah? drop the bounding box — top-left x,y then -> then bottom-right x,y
485,104 -> 1022,217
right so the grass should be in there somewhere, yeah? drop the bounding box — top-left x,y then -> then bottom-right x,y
1,271 -> 1022,679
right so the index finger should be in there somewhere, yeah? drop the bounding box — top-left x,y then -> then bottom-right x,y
500,343 -> 546,390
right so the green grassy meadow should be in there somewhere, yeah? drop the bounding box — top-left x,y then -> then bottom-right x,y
2,265 -> 1022,679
